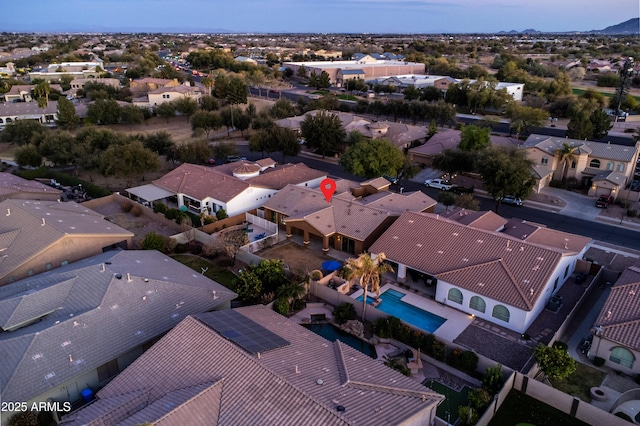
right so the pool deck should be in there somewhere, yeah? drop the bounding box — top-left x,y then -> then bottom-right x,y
351,283 -> 474,342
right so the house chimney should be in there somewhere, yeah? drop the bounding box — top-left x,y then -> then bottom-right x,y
41,218 -> 46,226
127,273 -> 131,282
295,365 -> 300,374
101,264 -> 105,272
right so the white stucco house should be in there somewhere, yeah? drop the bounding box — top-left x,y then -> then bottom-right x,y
126,160 -> 327,218
369,210 -> 591,334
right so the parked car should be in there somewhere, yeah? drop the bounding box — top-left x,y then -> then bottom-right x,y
499,195 -> 523,206
450,184 -> 475,194
225,156 -> 246,163
424,178 -> 454,191
596,195 -> 613,208
383,174 -> 399,184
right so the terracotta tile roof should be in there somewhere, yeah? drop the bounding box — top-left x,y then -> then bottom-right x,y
247,163 -> 326,189
361,191 -> 436,214
63,306 -> 442,426
440,208 -> 508,232
265,185 -> 434,240
523,134 -> 637,162
0,173 -> 61,199
150,85 -> 202,95
595,263 -> 640,351
592,170 -> 626,186
361,177 -> 392,190
255,158 -> 276,168
369,211 -> 583,310
524,227 -> 591,253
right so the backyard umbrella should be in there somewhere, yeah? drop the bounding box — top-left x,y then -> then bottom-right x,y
322,260 -> 342,272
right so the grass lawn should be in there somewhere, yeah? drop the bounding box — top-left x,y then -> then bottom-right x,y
549,362 -> 606,402
337,94 -> 358,101
572,87 -> 640,103
489,390 -> 589,426
170,254 -> 237,290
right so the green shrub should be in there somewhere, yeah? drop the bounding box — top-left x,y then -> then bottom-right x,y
154,201 -> 167,214
333,303 -> 357,325
190,243 -> 202,255
483,364 -> 504,394
14,168 -> 111,198
292,298 -> 306,311
461,350 -> 479,371
627,209 -> 637,218
120,200 -> 133,212
566,177 -> 580,189
165,208 -> 180,220
174,243 -> 187,254
549,179 -> 564,188
553,341 -> 569,351
141,232 -> 175,253
273,298 -> 290,315
216,208 -> 228,220
310,270 -> 323,281
373,317 -> 392,338
594,357 -> 605,367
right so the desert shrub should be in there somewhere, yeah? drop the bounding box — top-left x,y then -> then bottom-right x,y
549,179 -> 564,188
594,356 -> 605,367
141,232 -> 175,254
190,243 -> 202,255
333,302 -> 357,325
174,243 -> 187,254
310,270 -> 323,280
120,200 -> 133,212
8,411 -> 39,426
131,204 -> 143,217
483,364 -> 504,394
460,350 -> 479,371
153,201 -> 167,214
260,292 -> 275,305
458,406 -> 479,426
627,209 -> 638,218
273,298 -> 290,315
201,244 -> 218,259
202,215 -> 216,225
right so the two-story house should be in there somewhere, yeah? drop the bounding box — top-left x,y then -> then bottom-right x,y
523,134 -> 640,197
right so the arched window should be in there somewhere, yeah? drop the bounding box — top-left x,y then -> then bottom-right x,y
448,288 -> 463,304
0,118 -> 3,123
589,159 -> 600,168
5,118 -> 12,123
469,296 -> 486,313
610,347 -> 635,369
492,305 -> 510,322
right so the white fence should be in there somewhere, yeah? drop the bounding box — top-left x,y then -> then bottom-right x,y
239,212 -> 279,254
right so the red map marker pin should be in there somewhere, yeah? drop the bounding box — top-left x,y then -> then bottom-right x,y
320,178 -> 337,203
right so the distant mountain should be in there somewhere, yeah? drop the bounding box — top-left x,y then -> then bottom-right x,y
597,18 -> 639,34
497,29 -> 541,35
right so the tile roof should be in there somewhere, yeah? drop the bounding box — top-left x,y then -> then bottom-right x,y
0,250 -> 236,403
62,306 -> 442,426
592,170 -> 627,186
0,100 -> 58,116
440,208 -> 508,232
5,84 -> 62,95
150,85 -> 202,95
523,134 -> 637,162
595,262 -> 640,351
0,199 -> 133,282
152,162 -> 326,202
369,211 -> 590,310
409,130 -> 519,157
264,185 -> 435,240
0,173 -> 61,200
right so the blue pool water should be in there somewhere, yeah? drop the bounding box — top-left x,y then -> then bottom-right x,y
356,289 -> 446,333
303,323 -> 377,358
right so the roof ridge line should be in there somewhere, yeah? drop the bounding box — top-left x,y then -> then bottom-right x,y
346,380 -> 444,402
498,260 -> 534,310
602,317 -> 640,330
154,379 -> 223,424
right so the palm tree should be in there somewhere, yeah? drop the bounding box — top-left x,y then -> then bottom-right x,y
276,281 -> 306,312
555,142 -> 578,184
201,76 -> 214,96
34,81 -> 51,108
344,253 -> 394,323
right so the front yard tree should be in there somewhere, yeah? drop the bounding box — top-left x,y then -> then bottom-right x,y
34,81 -> 51,108
476,146 -> 535,213
344,253 -> 394,323
555,142 -> 579,184
56,97 -> 79,129
339,138 -> 404,178
458,124 -> 491,151
300,110 -> 345,158
431,149 -> 476,177
534,344 -> 577,380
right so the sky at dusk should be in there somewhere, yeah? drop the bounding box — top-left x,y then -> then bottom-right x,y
1,0 -> 639,34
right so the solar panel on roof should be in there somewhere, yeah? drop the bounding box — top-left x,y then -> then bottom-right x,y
197,310 -> 290,354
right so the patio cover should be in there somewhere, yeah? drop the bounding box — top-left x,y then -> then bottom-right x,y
126,184 -> 174,202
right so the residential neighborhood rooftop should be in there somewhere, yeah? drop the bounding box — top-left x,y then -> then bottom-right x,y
0,173 -> 61,201
61,306 -> 443,426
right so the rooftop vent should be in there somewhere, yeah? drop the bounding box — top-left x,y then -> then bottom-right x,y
115,273 -> 123,280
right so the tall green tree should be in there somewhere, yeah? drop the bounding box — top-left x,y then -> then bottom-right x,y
317,71 -> 331,89
14,144 -> 43,168
476,146 -> 535,212
201,76 -> 214,96
339,138 -> 404,178
458,124 -> 490,151
99,140 -> 160,183
432,149 -> 476,177
590,109 -> 613,140
191,110 -> 222,138
33,81 -> 51,108
300,111 -> 345,158
120,104 -> 146,125
0,120 -> 46,145
227,76 -> 247,105
505,104 -> 549,138
174,97 -> 198,121
343,253 -> 394,323
56,97 -> 79,129
155,101 -> 176,123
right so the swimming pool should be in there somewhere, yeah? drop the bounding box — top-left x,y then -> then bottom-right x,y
303,323 -> 377,358
356,288 -> 447,333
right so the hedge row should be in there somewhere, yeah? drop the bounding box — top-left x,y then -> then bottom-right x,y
14,168 -> 112,198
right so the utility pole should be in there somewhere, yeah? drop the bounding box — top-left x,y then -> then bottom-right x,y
614,57 -> 634,122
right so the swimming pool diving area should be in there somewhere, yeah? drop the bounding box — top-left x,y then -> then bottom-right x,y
356,288 -> 447,333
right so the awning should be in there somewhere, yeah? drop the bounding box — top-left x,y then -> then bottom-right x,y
126,184 -> 174,202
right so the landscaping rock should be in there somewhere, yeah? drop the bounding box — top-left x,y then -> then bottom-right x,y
341,319 -> 364,338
